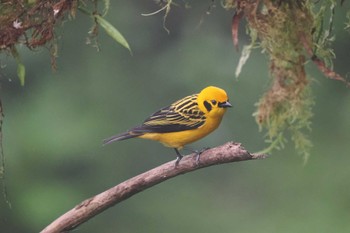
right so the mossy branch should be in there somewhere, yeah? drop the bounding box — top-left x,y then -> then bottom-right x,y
40,142 -> 267,233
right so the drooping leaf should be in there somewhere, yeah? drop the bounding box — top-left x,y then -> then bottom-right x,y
94,14 -> 132,54
11,47 -> 26,86
78,5 -> 132,54
17,62 -> 26,86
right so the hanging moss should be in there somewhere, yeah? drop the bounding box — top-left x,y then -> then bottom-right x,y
224,0 -> 348,159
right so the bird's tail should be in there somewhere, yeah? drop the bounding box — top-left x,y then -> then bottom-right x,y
103,131 -> 143,145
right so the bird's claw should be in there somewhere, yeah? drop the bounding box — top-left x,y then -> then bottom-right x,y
173,147 -> 210,167
194,147 -> 210,165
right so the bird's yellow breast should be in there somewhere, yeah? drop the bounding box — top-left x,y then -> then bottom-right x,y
139,114 -> 224,149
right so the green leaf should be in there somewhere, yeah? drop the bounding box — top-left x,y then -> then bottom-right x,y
94,14 -> 132,54
11,47 -> 26,86
17,62 -> 26,86
78,5 -> 132,54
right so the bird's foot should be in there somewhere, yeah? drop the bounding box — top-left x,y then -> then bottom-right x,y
193,147 -> 210,165
174,147 -> 210,167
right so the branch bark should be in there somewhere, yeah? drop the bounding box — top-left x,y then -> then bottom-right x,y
41,142 -> 267,233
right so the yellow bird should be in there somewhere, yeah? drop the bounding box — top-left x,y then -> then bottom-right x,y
104,86 -> 232,165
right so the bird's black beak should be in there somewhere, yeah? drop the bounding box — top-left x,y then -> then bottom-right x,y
218,101 -> 232,108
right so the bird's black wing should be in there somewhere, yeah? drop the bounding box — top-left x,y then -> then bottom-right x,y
131,94 -> 206,133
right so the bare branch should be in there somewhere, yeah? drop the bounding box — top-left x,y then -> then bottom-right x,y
41,142 -> 267,233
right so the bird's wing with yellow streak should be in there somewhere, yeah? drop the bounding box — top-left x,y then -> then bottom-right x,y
132,94 -> 206,133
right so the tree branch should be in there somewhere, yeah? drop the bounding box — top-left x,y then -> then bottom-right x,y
41,142 -> 267,233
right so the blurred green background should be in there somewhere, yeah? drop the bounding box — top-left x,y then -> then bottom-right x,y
1,1 -> 350,233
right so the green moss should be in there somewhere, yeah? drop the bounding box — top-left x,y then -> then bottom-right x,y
224,0 -> 348,159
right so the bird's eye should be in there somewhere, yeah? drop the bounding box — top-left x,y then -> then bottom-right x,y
211,100 -> 217,105
203,100 -> 212,112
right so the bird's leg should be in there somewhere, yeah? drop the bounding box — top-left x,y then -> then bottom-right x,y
174,148 -> 183,167
194,147 -> 210,165
184,147 -> 210,165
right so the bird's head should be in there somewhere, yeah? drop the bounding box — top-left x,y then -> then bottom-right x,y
197,86 -> 232,117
